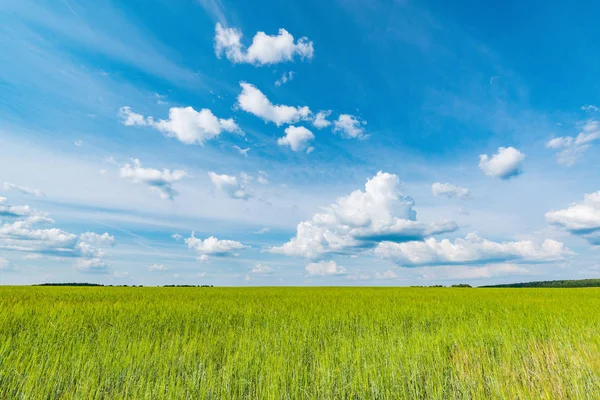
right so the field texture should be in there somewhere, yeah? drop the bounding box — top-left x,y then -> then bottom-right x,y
2,287 -> 600,399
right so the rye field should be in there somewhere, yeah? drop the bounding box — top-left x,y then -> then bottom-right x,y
2,287 -> 600,399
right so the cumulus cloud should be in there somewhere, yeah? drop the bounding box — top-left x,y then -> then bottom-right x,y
432,183 -> 471,199
375,233 -> 572,267
237,82 -> 311,126
3,182 -> 45,197
214,23 -> 314,65
479,147 -> 525,179
0,199 -> 114,270
119,106 -> 241,145
275,71 -> 294,86
277,126 -> 315,152
185,232 -> 247,258
546,191 -> 600,245
305,260 -> 347,276
250,263 -> 273,274
120,159 -> 187,200
313,110 -> 332,129
546,120 -> 600,166
333,114 -> 367,139
270,172 -> 457,259
208,172 -> 251,200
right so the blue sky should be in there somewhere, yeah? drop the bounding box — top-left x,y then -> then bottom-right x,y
1,0 -> 599,286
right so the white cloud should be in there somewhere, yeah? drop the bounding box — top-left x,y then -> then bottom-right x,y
419,264 -> 531,281
153,107 -> 241,145
581,105 -> 599,112
237,82 -> 311,126
278,126 -> 315,152
0,199 -> 114,270
375,270 -> 398,280
257,171 -> 269,185
250,263 -> 273,274
0,257 -> 9,270
3,182 -> 45,197
149,264 -> 168,272
74,140 -> 83,147
119,106 -> 152,126
306,260 -> 347,276
313,110 -> 332,129
546,191 -> 600,245
172,233 -> 183,241
275,71 -> 294,86
208,172 -> 251,200
347,273 -> 371,281
214,23 -> 314,65
375,233 -> 572,267
270,172 -> 457,258
479,147 -> 525,179
185,232 -> 247,257
256,227 -> 270,234
120,159 -> 187,200
119,106 -> 241,145
432,182 -> 470,199
78,232 -> 115,246
546,120 -> 600,165
75,258 -> 109,274
333,114 -> 367,139
233,145 -> 250,157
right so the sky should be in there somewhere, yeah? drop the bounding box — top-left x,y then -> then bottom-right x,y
1,0 -> 599,286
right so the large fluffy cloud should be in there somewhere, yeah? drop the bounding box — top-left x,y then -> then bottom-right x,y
119,106 -> 241,145
185,232 -> 247,259
479,147 -> 525,179
375,233 -> 572,267
270,172 -> 457,258
546,191 -> 600,245
237,82 -> 311,126
432,182 -> 471,199
546,120 -> 600,166
305,261 -> 347,276
214,23 -> 314,65
208,172 -> 251,200
120,159 -> 187,200
277,126 -> 314,152
0,198 -> 114,271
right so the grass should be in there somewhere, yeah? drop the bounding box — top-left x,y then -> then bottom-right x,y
2,287 -> 600,399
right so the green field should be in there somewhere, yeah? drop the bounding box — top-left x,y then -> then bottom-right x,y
2,287 -> 600,399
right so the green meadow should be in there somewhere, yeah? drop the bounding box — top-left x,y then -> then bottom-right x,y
2,286 -> 600,399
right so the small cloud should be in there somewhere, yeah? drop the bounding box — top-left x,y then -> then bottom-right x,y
581,105 -> 599,112
172,233 -> 183,241
333,114 -> 367,139
275,71 -> 294,86
250,263 -> 273,275
209,172 -> 251,200
305,261 -> 347,276
256,227 -> 270,234
74,140 -> 83,147
120,159 -> 187,200
149,264 -> 168,272
233,145 -> 250,157
3,182 -> 45,197
278,126 -> 315,152
479,147 -> 525,180
432,182 -> 471,199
